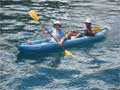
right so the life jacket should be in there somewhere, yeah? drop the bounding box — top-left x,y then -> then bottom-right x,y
51,29 -> 61,41
84,23 -> 95,36
85,22 -> 92,33
49,28 -> 64,42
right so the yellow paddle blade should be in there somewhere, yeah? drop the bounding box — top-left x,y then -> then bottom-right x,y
64,50 -> 73,56
28,10 -> 39,21
92,25 -> 101,33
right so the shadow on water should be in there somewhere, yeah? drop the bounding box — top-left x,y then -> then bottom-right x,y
15,66 -> 120,89
16,52 -> 64,67
65,67 -> 120,87
16,67 -> 80,90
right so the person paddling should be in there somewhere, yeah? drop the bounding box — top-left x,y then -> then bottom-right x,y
40,21 -> 66,45
83,18 -> 94,36
64,18 -> 95,39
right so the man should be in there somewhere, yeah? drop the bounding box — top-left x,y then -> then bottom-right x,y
83,18 -> 94,36
40,21 -> 66,45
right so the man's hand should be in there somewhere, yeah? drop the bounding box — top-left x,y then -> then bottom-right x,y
58,38 -> 65,46
58,41 -> 63,46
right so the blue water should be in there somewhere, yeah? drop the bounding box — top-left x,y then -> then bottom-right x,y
0,0 -> 120,90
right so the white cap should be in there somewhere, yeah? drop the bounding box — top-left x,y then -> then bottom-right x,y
85,18 -> 91,23
53,21 -> 61,25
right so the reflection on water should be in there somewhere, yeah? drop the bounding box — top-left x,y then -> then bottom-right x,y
0,0 -> 120,90
17,52 -> 64,67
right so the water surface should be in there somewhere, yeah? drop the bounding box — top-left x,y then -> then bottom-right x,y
0,0 -> 120,90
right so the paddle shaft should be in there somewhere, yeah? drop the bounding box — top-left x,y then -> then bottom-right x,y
38,21 -> 60,43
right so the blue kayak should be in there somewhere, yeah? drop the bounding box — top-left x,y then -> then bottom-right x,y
17,28 -> 108,54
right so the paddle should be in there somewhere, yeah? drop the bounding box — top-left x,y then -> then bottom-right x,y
28,10 -> 73,56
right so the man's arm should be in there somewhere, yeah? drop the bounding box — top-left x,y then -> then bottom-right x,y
58,29 -> 66,45
58,37 -> 65,45
40,24 -> 47,34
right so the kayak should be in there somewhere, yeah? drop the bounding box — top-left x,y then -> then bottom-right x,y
17,28 -> 108,54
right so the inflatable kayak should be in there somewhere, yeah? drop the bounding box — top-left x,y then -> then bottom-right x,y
17,28 -> 108,54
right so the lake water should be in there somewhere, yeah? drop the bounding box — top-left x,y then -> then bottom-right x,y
0,0 -> 120,90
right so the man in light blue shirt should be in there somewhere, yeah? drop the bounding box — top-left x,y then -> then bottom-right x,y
40,21 -> 66,45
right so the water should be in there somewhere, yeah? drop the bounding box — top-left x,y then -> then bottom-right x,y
0,0 -> 120,90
